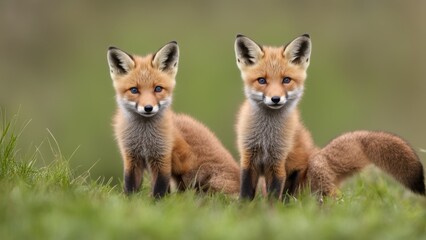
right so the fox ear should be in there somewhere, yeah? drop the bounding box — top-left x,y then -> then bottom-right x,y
107,47 -> 135,76
234,34 -> 264,68
152,41 -> 179,74
283,34 -> 311,68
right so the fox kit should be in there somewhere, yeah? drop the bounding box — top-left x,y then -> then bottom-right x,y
107,42 -> 240,198
234,34 -> 425,200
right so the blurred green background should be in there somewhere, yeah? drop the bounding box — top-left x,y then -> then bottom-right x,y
1,0 -> 425,184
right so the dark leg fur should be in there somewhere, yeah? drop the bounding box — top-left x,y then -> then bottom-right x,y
240,168 -> 258,200
124,167 -> 142,195
174,175 -> 187,192
267,175 -> 284,200
283,170 -> 300,199
153,172 -> 171,199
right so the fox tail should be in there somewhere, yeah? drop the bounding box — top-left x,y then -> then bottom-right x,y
307,131 -> 425,196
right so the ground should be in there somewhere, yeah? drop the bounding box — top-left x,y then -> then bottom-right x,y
1,114 -> 425,240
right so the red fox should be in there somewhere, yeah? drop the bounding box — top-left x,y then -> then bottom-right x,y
107,42 -> 240,198
234,34 -> 425,200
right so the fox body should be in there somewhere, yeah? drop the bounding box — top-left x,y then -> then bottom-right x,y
108,42 -> 239,198
234,34 -> 425,200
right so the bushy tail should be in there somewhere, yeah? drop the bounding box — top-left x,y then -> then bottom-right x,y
307,131 -> 425,196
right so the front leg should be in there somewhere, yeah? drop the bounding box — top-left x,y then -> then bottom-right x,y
123,154 -> 144,195
265,160 -> 286,200
283,170 -> 300,197
240,151 -> 259,201
240,167 -> 259,200
150,155 -> 172,199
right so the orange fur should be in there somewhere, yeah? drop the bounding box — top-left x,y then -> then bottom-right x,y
234,34 -> 425,200
108,43 -> 239,198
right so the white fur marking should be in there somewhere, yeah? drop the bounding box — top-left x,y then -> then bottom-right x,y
159,96 -> 172,107
119,98 -> 137,108
244,87 -> 263,101
287,87 -> 304,99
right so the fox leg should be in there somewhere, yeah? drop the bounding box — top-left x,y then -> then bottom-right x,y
264,161 -> 286,200
240,166 -> 259,200
240,148 -> 260,200
283,170 -> 300,195
171,137 -> 195,192
174,175 -> 187,192
240,150 -> 260,200
123,154 -> 144,195
150,155 -> 172,199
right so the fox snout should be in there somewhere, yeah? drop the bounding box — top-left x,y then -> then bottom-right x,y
137,104 -> 160,117
265,88 -> 304,109
249,87 -> 303,110
245,88 -> 288,109
264,95 -> 286,109
118,98 -> 160,117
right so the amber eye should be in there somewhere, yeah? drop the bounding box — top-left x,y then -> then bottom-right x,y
282,77 -> 292,84
154,86 -> 163,92
130,87 -> 139,94
257,78 -> 267,84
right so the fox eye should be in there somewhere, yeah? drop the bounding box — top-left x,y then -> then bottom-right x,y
282,77 -> 292,84
129,87 -> 139,94
154,86 -> 163,92
257,78 -> 267,85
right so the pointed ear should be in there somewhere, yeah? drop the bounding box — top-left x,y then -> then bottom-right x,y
283,34 -> 311,68
234,34 -> 264,68
107,47 -> 135,76
152,41 -> 179,74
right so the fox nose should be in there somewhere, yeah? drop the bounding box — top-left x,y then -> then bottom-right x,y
144,105 -> 153,112
271,96 -> 281,104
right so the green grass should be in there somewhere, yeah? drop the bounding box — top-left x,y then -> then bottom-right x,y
1,113 -> 426,240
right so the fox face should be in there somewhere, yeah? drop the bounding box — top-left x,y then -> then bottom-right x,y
234,34 -> 311,110
107,42 -> 179,117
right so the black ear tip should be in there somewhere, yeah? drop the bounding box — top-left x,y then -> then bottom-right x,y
169,41 -> 178,45
236,34 -> 246,38
302,33 -> 310,38
108,46 -> 118,51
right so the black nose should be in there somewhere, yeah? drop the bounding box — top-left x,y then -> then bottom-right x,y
271,96 -> 281,104
144,105 -> 153,112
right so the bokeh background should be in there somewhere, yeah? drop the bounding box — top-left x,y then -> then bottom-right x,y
1,0 -> 425,184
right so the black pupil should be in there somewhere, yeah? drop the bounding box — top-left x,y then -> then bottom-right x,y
259,78 -> 265,84
155,86 -> 161,92
131,88 -> 137,93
